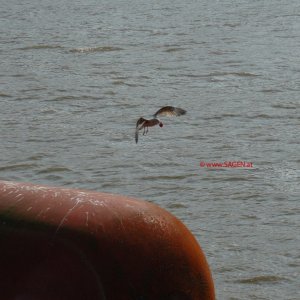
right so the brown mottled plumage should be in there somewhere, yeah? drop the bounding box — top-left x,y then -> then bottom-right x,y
135,106 -> 186,143
153,106 -> 186,118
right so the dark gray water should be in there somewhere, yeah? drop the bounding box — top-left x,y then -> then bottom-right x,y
1,0 -> 300,299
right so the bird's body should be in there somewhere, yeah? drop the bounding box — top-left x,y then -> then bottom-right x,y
135,106 -> 186,143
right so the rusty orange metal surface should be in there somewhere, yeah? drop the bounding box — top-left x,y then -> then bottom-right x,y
0,180 -> 215,300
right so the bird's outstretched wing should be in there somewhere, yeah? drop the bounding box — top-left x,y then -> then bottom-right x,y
153,106 -> 186,118
135,117 -> 146,143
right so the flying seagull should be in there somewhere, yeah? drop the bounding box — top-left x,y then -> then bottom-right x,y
135,106 -> 186,143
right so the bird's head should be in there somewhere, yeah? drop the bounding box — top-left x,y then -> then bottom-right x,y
159,122 -> 163,128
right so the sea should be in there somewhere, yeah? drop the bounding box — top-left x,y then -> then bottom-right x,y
1,0 -> 299,299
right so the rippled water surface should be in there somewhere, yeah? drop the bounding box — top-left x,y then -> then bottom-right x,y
1,0 -> 300,299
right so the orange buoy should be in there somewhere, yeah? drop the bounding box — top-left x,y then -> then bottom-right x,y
0,180 -> 215,300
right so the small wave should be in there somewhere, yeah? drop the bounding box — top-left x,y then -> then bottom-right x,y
0,163 -> 38,171
200,71 -> 260,78
248,113 -> 298,120
40,108 -> 57,115
260,89 -> 283,93
18,44 -> 63,50
202,115 -> 224,120
140,174 -> 188,181
10,74 -> 27,78
223,22 -> 241,28
111,80 -> 144,87
49,95 -> 78,101
164,47 -> 186,52
240,214 -> 259,219
223,71 -> 259,77
236,275 -> 286,284
202,113 -> 241,120
27,154 -> 44,161
167,203 -> 188,209
0,92 -> 12,98
150,30 -> 169,36
37,166 -> 72,174
272,103 -> 297,109
209,51 -> 239,57
70,46 -> 123,53
175,71 -> 259,79
222,176 -> 254,182
104,90 -> 116,95
262,138 -> 280,143
248,114 -> 274,119
221,113 -> 241,117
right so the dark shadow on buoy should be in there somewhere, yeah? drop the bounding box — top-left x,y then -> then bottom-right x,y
0,180 -> 215,300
